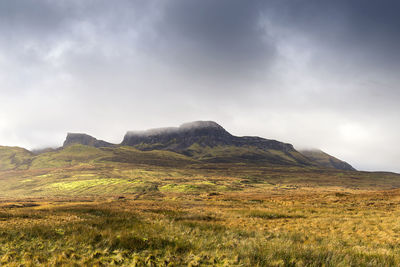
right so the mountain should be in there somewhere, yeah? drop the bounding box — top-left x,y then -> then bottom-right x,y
299,149 -> 356,171
122,121 -> 312,165
56,121 -> 355,169
122,121 -> 291,152
63,133 -> 114,148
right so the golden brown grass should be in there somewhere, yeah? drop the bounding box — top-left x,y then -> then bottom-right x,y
0,187 -> 400,266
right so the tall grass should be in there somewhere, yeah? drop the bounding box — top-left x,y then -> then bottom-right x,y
1,189 -> 400,266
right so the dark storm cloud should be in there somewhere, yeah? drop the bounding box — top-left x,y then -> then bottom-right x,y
148,0 -> 276,80
2,0 -> 399,73
0,1 -> 68,33
269,0 -> 400,71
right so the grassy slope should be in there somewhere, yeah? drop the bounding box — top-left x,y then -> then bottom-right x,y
0,144 -> 399,198
0,146 -> 33,171
184,143 -> 312,166
300,149 -> 354,170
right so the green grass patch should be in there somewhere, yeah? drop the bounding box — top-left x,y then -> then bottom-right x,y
159,184 -> 199,192
45,178 -> 131,191
247,210 -> 305,219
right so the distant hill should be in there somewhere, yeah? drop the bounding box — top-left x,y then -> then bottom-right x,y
299,149 -> 356,171
57,121 -> 356,170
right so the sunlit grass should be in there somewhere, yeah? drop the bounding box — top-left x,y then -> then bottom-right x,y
1,189 -> 400,265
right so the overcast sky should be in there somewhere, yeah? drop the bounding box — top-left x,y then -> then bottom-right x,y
0,0 -> 399,172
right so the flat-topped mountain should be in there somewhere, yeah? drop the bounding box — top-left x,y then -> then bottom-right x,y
57,121 -> 355,169
122,121 -> 311,165
122,121 -> 293,152
122,121 -> 232,149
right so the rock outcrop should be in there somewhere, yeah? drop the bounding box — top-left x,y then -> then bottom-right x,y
122,121 -> 312,165
63,133 -> 114,148
59,121 -> 356,170
122,121 -> 294,151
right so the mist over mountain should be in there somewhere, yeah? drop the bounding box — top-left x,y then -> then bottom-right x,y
123,121 -> 293,151
63,133 -> 114,148
59,120 -> 354,170
0,120 -> 356,171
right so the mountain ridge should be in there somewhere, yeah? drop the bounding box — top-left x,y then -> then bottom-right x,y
0,121 -> 355,171
60,121 -> 354,170
122,121 -> 295,152
122,121 -> 311,166
63,133 -> 114,148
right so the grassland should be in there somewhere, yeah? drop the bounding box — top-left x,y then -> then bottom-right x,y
1,144 -> 400,266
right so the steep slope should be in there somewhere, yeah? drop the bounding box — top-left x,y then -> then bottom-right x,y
299,149 -> 356,171
63,133 -> 114,148
122,121 -> 312,166
122,121 -> 234,150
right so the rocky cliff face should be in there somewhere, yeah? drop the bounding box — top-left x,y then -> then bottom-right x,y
60,121 -> 356,170
122,121 -> 293,152
122,121 -> 312,165
299,149 -> 356,171
122,121 -> 231,149
63,133 -> 114,148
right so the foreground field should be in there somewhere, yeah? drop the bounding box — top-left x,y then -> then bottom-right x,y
1,187 -> 400,266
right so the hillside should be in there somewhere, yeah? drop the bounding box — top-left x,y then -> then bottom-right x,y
0,143 -> 398,198
300,149 -> 355,171
122,121 -> 312,166
0,146 -> 33,171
